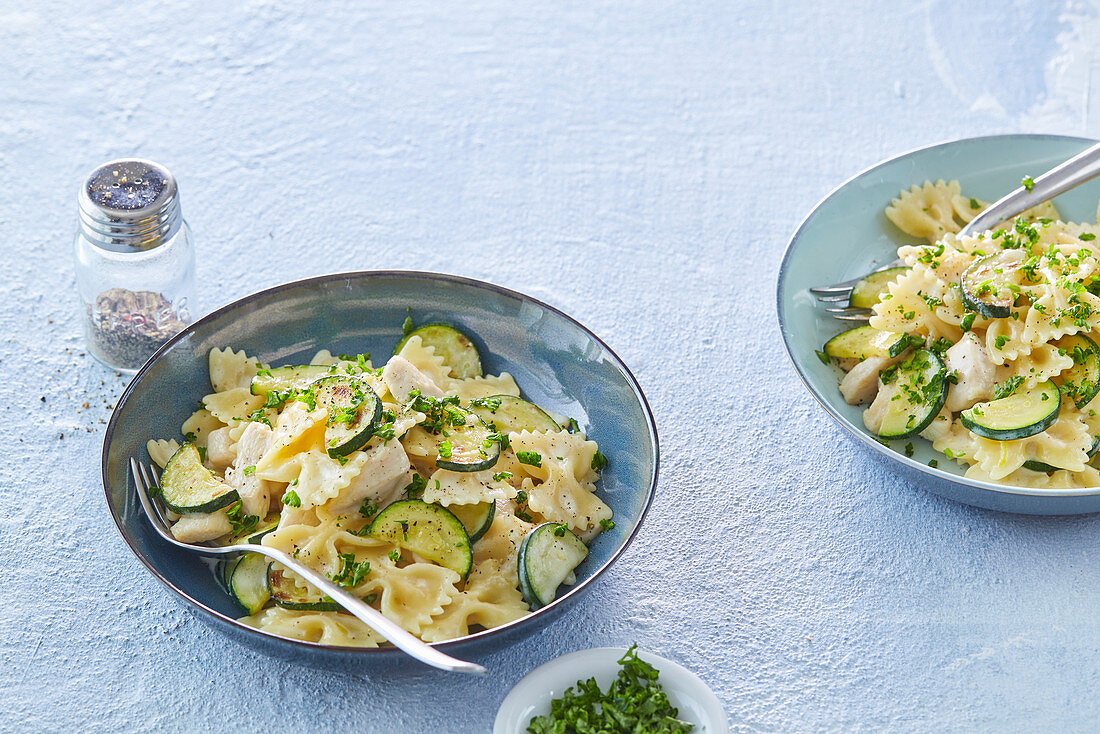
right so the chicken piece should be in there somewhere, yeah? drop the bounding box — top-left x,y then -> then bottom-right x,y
205,426 -> 236,472
919,405 -> 953,443
381,355 -> 444,403
943,333 -> 998,412
171,511 -> 231,543
326,439 -> 414,515
840,356 -> 890,405
862,381 -> 892,435
224,421 -> 275,518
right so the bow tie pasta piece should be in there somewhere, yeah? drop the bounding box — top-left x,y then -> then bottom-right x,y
241,608 -> 385,647
393,334 -> 453,390
209,347 -> 264,393
202,387 -> 264,426
423,469 -> 518,506
254,402 -> 329,483
419,557 -> 531,643
146,438 -> 181,469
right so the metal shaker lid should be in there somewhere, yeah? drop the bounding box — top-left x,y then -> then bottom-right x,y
78,159 -> 182,252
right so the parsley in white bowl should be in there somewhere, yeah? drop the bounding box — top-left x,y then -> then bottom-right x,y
494,645 -> 727,734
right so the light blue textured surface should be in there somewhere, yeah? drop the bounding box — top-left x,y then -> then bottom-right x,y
4,1 -> 1100,731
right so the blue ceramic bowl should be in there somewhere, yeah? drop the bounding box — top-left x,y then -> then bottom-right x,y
778,134 -> 1100,515
103,271 -> 658,667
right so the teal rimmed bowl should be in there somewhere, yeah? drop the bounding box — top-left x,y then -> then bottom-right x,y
103,271 -> 658,665
778,134 -> 1100,515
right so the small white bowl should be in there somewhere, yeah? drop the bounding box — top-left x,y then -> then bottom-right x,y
494,646 -> 728,733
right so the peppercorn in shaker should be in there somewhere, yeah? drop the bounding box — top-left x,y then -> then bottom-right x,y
74,159 -> 196,373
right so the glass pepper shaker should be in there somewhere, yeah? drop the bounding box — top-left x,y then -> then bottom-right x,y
74,159 -> 196,373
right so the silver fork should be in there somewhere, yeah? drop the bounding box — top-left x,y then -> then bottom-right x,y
811,140 -> 1100,320
129,458 -> 487,675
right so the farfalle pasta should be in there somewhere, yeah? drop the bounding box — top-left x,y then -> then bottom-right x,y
147,323 -> 613,646
826,179 -> 1100,488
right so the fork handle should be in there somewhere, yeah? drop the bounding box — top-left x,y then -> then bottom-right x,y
960,141 -> 1100,237
251,545 -> 487,675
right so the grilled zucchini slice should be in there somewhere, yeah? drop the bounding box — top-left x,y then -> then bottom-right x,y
961,379 -> 1060,441
159,444 -> 239,514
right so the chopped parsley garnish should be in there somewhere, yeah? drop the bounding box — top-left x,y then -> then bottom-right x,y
225,501 -> 259,536
516,451 -> 542,467
408,390 -> 466,434
525,644 -> 693,734
992,376 -> 1024,400
1081,232 -> 1097,242
484,431 -> 509,451
330,553 -> 371,588
514,489 -> 533,522
492,471 -> 513,482
283,490 -> 301,507
815,349 -> 831,365
929,337 -> 954,357
566,417 -> 581,433
359,498 -> 379,518
599,518 -> 615,532
969,198 -> 981,210
591,450 -> 608,471
1021,175 -> 1035,192
551,523 -> 569,537
243,465 -> 256,476
402,312 -> 414,336
904,442 -> 914,458
438,440 -> 453,459
388,549 -> 401,563
403,474 -> 427,498
469,396 -> 502,411
994,334 -> 1009,349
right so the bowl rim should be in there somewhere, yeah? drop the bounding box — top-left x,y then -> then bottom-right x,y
776,133 -> 1100,500
102,269 -> 660,654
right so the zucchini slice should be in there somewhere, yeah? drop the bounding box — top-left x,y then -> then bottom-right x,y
960,251 -> 1025,318
396,323 -> 483,379
227,553 -> 271,614
468,394 -> 559,434
267,566 -> 342,611
849,266 -> 910,309
823,326 -> 917,361
368,499 -> 472,578
433,408 -> 501,472
870,349 -> 948,440
960,379 -> 1060,441
1052,333 -> 1100,409
518,523 -> 588,609
448,501 -> 496,544
250,364 -> 335,396
159,444 -> 240,514
311,375 -> 383,457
